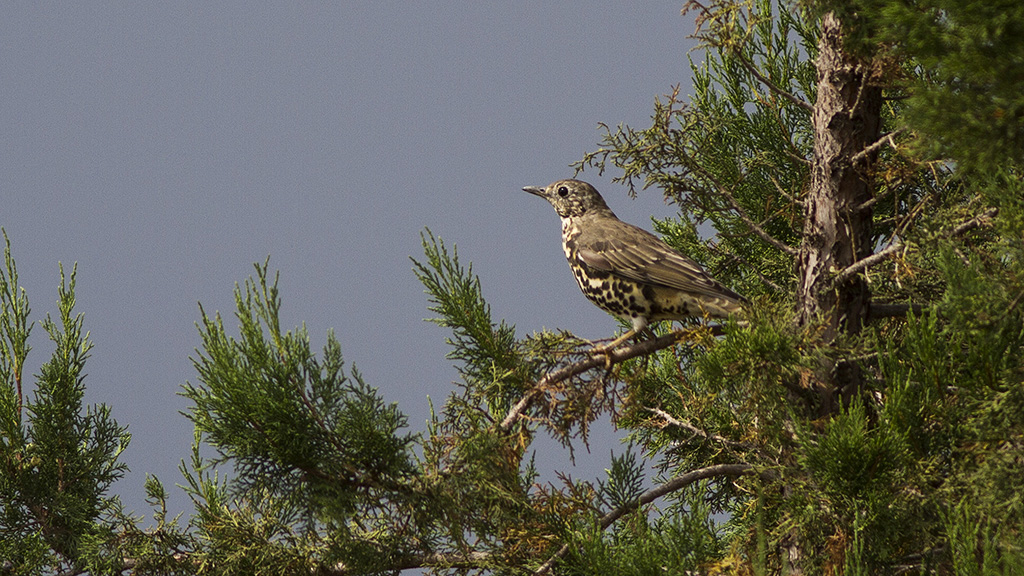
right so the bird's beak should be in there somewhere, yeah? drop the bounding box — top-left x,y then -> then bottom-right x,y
522,186 -> 546,197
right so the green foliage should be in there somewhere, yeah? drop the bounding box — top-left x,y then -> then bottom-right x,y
798,401 -> 909,506
0,230 -> 131,574
182,259 -> 423,573
942,499 -> 1024,576
578,0 -> 1024,573
577,0 -> 817,297
598,447 -> 645,511
562,511 -> 722,576
412,229 -> 533,417
186,261 -> 417,498
814,0 -> 1024,169
4,2 -> 1024,574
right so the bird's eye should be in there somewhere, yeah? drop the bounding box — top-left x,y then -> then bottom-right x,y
557,186 -> 569,197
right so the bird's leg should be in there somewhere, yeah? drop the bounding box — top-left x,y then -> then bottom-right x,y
590,327 -> 638,354
588,317 -> 648,368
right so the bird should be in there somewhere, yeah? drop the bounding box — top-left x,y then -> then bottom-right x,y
523,179 -> 746,350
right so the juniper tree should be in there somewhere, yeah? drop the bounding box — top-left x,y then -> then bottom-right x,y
2,1 -> 1023,575
570,0 -> 1024,573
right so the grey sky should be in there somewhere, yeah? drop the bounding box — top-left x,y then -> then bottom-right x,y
2,3 -> 699,518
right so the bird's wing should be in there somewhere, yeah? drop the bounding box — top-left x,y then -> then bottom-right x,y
577,220 -> 744,302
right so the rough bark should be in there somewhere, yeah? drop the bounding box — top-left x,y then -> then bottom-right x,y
797,11 -> 882,392
788,11 -> 883,574
798,12 -> 881,334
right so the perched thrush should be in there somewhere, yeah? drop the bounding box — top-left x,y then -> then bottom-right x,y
523,179 -> 745,349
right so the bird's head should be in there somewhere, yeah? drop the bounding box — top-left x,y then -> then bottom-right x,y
523,179 -> 615,219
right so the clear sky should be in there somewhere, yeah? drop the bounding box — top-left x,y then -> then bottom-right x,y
2,3 -> 700,519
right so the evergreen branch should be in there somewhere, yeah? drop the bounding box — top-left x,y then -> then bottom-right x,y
706,242 -> 784,292
769,174 -> 805,207
832,207 -> 999,285
735,50 -> 813,112
867,302 -> 925,320
499,329 -> 705,432
289,375 -> 405,493
832,242 -> 905,285
56,558 -> 144,576
325,551 -> 494,575
646,407 -> 756,450
56,562 -> 122,576
534,463 -> 755,575
55,546 -> 492,576
55,547 -> 492,576
693,166 -> 800,255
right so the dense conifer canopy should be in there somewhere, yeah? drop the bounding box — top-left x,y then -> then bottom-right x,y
2,1 -> 1022,574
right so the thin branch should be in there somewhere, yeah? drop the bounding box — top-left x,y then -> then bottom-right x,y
292,376 -> 394,492
832,207 -> 999,286
951,206 -> 998,236
598,463 -> 754,528
867,302 -> 925,320
534,463 -> 755,575
833,242 -> 904,285
707,242 -> 784,292
735,51 -> 813,112
851,129 -> 903,165
892,547 -> 948,575
694,166 -> 800,256
325,551 -> 493,575
646,407 -> 756,450
784,148 -> 813,166
769,174 -> 805,207
951,246 -> 973,267
760,88 -> 812,166
855,195 -> 879,212
1007,288 -> 1024,316
499,329 -> 699,432
848,62 -> 871,121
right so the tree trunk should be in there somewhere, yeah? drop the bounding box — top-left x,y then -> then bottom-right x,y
787,11 -> 883,575
796,11 -> 882,398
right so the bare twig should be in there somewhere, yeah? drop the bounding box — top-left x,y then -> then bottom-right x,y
534,463 -> 755,574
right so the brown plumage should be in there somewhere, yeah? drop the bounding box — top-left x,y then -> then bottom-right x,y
523,179 -> 745,346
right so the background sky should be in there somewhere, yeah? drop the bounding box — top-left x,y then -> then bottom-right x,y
1,4 -> 701,520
